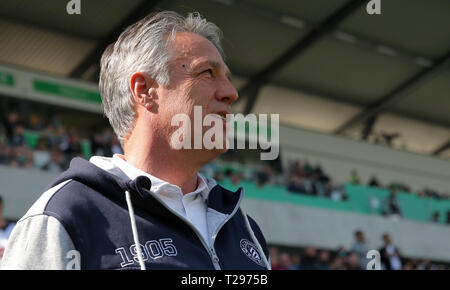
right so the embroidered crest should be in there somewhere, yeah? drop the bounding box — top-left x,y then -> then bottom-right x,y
240,239 -> 265,267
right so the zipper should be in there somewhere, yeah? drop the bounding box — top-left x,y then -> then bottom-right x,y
138,186 -> 244,270
209,247 -> 221,270
209,187 -> 245,263
142,190 -> 223,269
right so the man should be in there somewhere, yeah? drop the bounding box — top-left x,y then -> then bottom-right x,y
298,246 -> 318,270
384,188 -> 402,218
2,11 -> 270,270
379,233 -> 402,270
350,230 -> 369,269
316,250 -> 330,270
0,195 -> 15,262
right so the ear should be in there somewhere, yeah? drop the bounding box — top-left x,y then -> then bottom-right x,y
130,72 -> 157,111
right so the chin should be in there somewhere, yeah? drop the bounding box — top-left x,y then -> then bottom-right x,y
202,147 -> 227,163
216,146 -> 228,155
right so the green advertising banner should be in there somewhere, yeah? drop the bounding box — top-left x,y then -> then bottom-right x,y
33,79 -> 101,104
0,70 -> 15,87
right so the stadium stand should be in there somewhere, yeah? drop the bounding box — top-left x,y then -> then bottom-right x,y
3,107 -> 448,226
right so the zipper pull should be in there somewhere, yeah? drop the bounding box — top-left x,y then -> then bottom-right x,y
210,248 -> 220,263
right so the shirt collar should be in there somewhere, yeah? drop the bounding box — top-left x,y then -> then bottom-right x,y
111,154 -> 209,201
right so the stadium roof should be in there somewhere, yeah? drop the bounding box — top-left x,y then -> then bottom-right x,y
0,0 -> 449,159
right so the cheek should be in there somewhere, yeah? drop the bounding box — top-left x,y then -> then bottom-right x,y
187,80 -> 215,106
161,82 -> 214,129
158,91 -> 195,134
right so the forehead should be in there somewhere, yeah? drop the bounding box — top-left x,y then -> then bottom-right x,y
169,32 -> 228,69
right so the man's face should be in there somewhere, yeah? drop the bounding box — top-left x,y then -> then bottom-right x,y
356,232 -> 364,242
154,32 -> 238,158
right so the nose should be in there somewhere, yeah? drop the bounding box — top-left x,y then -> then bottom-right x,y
215,78 -> 239,105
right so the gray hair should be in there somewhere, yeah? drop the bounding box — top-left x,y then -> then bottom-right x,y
99,11 -> 224,144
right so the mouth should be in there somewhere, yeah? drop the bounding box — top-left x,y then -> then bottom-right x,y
211,110 -> 230,122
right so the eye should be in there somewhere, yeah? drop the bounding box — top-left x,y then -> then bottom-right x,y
201,69 -> 214,76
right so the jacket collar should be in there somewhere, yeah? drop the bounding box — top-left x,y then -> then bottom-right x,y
49,157 -> 244,217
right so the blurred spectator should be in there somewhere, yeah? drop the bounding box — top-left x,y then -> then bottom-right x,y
42,124 -> 58,148
447,211 -> 450,225
317,250 -> 330,270
349,170 -> 360,185
416,259 -> 432,270
287,253 -> 301,270
91,132 -> 105,156
351,230 -> 370,269
402,260 -> 415,270
47,149 -> 65,173
2,112 -> 21,142
330,184 -> 348,202
299,246 -> 318,270
33,137 -> 51,170
302,173 -> 316,195
199,163 -> 215,179
255,164 -> 271,188
379,233 -> 402,270
369,195 -> 381,214
278,252 -> 293,270
423,188 -> 441,199
0,195 -> 16,261
389,182 -> 410,193
269,247 -> 284,270
314,166 -> 330,198
29,113 -> 44,130
346,252 -> 362,270
430,211 -> 440,223
10,124 -> 26,147
329,255 -> 346,270
313,164 -> 323,176
213,171 -> 223,183
223,168 -> 233,179
303,160 -> 314,176
110,136 -> 123,155
384,189 -> 402,218
368,175 -> 381,188
0,139 -> 14,165
10,144 -> 33,168
288,160 -> 305,178
63,129 -> 82,160
287,175 -> 305,194
230,171 -> 244,186
90,129 -> 124,158
336,245 -> 347,258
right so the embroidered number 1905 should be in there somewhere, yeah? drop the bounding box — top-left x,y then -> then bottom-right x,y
115,238 -> 178,267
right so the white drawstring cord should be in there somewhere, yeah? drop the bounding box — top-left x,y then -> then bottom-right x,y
240,208 -> 271,270
125,188 -> 267,270
125,190 -> 146,270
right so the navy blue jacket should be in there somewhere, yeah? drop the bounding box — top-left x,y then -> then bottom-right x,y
40,158 -> 269,270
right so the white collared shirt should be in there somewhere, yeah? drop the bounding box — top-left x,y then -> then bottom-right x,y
90,154 -> 213,247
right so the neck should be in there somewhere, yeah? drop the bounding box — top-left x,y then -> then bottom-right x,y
123,131 -> 204,195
